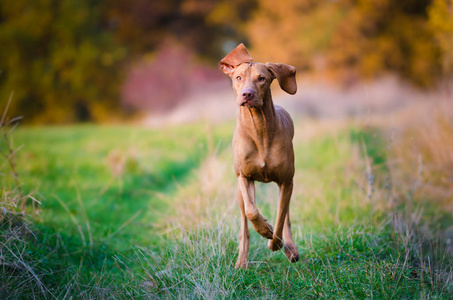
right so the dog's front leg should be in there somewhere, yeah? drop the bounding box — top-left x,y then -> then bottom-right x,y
268,181 -> 293,252
237,176 -> 274,239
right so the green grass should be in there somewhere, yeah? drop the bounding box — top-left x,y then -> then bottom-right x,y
1,120 -> 452,299
122,224 -> 437,298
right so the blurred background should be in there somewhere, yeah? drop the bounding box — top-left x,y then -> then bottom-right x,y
0,0 -> 452,124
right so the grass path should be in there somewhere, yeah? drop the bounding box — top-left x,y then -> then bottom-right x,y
16,124 -> 230,233
5,123 -> 232,287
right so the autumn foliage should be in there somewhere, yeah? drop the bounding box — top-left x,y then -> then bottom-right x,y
0,0 -> 451,123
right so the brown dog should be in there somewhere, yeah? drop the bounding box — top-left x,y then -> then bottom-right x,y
219,44 -> 299,269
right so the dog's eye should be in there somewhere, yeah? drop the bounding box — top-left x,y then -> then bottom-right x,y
258,76 -> 266,82
236,76 -> 242,81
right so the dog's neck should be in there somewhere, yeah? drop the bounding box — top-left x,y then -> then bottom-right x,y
236,91 -> 277,146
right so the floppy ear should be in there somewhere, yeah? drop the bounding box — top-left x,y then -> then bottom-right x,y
265,63 -> 297,95
219,43 -> 253,76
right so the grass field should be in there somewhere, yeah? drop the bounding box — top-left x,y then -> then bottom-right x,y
1,112 -> 453,298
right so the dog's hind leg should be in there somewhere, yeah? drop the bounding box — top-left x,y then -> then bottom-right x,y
235,187 -> 250,269
283,211 -> 299,262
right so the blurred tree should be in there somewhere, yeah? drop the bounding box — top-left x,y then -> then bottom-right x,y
428,0 -> 453,78
244,0 -> 444,87
205,0 -> 257,53
328,0 -> 440,87
244,0 -> 343,70
106,0 -> 235,63
0,0 -> 450,123
0,0 -> 127,123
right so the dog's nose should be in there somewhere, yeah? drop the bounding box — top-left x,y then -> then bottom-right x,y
242,89 -> 255,101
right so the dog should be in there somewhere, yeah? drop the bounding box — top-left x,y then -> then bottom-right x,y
219,44 -> 299,269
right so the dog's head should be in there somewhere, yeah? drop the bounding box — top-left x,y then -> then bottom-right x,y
219,43 -> 297,109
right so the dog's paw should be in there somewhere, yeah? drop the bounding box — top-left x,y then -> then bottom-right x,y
254,223 -> 274,239
235,259 -> 248,269
284,243 -> 299,262
252,217 -> 274,239
268,237 -> 284,251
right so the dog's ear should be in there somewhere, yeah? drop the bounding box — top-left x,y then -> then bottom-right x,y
219,43 -> 253,76
265,63 -> 297,95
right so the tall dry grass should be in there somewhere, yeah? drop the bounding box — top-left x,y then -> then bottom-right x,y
364,93 -> 453,296
409,101 -> 452,203
382,96 -> 453,210
0,93 -> 41,221
0,94 -> 49,298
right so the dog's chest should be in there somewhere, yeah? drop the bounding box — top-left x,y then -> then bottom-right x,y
233,136 -> 290,183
